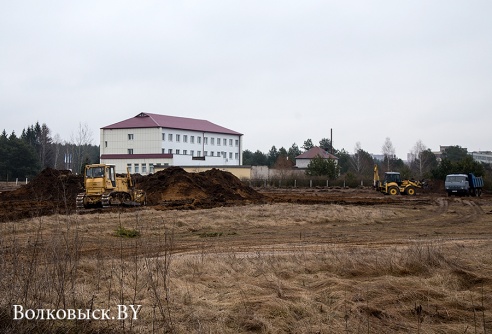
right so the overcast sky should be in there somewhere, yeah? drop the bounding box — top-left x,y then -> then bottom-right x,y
1,1 -> 491,159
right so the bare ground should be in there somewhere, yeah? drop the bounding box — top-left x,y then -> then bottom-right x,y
0,188 -> 491,333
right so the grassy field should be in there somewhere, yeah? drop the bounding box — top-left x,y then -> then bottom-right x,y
0,191 -> 491,333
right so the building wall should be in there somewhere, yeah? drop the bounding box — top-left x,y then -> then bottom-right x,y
296,159 -> 311,168
471,151 -> 492,164
100,127 -> 243,174
102,157 -> 173,174
101,128 -> 162,155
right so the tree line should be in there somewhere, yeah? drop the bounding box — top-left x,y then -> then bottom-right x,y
243,137 -> 490,185
1,122 -> 489,187
0,122 -> 99,181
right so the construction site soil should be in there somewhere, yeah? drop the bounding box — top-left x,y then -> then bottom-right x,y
0,167 -> 468,222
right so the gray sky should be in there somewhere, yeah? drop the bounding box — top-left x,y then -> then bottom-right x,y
1,1 -> 491,159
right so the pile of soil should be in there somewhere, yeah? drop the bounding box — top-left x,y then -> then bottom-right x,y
0,167 -> 265,221
136,167 -> 265,209
0,168 -> 84,221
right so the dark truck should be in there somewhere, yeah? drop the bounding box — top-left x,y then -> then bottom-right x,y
445,173 -> 484,197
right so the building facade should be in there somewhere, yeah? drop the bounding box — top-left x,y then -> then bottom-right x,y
100,112 -> 243,174
471,151 -> 492,165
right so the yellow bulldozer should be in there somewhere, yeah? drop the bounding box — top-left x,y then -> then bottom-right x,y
76,164 -> 146,209
373,164 -> 422,196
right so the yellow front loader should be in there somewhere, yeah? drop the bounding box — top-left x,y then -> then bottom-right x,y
373,165 -> 422,195
76,164 -> 146,209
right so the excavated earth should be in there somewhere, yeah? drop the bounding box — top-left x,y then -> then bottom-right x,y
0,167 -> 267,221
0,167 -> 475,222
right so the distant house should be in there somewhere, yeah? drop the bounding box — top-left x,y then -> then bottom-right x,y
100,112 -> 243,174
295,146 -> 338,168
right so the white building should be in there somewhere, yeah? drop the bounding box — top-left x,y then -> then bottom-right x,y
471,151 -> 492,165
100,112 -> 243,174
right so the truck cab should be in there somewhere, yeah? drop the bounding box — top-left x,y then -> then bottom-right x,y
445,173 -> 483,197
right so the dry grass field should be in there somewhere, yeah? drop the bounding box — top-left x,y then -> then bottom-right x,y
0,188 -> 491,333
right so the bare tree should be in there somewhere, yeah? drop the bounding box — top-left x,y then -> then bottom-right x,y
70,122 -> 93,174
39,123 -> 53,168
351,142 -> 363,174
412,140 -> 426,178
382,137 -> 395,171
411,140 -> 437,179
350,142 -> 374,179
52,134 -> 63,169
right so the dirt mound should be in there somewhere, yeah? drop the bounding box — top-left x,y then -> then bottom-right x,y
137,167 -> 265,208
0,168 -> 84,221
0,167 -> 265,220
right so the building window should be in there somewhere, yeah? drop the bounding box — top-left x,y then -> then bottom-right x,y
223,139 -> 227,146
235,153 -> 239,159
142,164 -> 147,174
168,149 -> 172,154
176,134 -> 180,142
127,164 -> 132,173
128,149 -> 133,154
217,138 -> 220,146
198,151 -> 201,156
183,150 -> 187,155
204,151 -> 208,156
134,164 -> 139,173
204,137 -> 208,145
128,134 -> 134,140
229,152 -> 232,159
162,148 -> 165,154
105,141 -> 108,147
176,149 -> 180,154
198,137 -> 201,144
162,133 -> 165,141
211,137 -> 215,145
229,139 -> 232,146
191,150 -> 194,156
183,135 -> 188,143
190,136 -> 194,144
210,152 -> 214,157
149,163 -> 154,173
168,134 -> 173,141
235,139 -> 239,146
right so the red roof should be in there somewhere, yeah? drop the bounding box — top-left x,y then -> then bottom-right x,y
296,147 -> 338,160
102,112 -> 242,135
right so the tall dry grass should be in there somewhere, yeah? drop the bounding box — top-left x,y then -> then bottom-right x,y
0,202 -> 490,333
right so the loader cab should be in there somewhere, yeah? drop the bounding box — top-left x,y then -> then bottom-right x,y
384,172 -> 402,186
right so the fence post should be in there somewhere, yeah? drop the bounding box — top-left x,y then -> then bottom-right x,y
16,178 -> 18,185
26,178 -> 28,184
310,180 -> 312,188
294,180 -> 297,188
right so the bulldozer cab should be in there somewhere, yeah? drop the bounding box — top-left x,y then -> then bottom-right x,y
84,164 -> 116,188
384,172 -> 401,186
